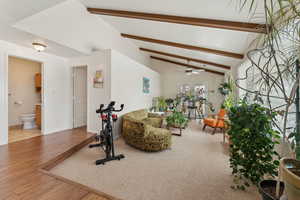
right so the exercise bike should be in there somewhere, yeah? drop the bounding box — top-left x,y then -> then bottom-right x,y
89,101 -> 125,165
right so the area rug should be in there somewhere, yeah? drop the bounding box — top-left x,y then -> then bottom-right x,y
50,122 -> 259,200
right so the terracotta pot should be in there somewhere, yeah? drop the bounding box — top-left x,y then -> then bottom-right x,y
280,158 -> 300,200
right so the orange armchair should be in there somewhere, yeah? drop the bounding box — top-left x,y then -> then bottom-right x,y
202,109 -> 226,134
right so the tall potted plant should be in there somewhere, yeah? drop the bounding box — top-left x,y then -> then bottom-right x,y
235,1 -> 300,199
280,61 -> 300,200
228,102 -> 282,198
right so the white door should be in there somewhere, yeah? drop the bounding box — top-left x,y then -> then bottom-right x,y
73,66 -> 87,128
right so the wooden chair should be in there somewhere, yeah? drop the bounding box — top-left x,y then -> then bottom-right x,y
202,109 -> 226,134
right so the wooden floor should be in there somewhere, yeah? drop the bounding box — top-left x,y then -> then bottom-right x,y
0,127 -> 108,200
9,127 -> 41,143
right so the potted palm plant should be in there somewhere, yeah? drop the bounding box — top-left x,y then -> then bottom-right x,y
234,0 -> 300,199
280,61 -> 300,200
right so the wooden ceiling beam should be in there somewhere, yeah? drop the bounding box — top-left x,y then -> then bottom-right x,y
151,56 -> 225,76
140,48 -> 231,70
87,8 -> 267,33
121,33 -> 243,59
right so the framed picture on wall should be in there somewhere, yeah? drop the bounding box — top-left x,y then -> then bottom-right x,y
143,77 -> 150,94
93,70 -> 104,88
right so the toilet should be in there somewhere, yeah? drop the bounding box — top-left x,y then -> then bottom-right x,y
20,114 -> 36,130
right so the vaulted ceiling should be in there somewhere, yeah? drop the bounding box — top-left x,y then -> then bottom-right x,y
0,0 -> 265,73
83,0 -> 265,73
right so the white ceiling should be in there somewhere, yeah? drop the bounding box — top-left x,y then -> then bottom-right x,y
0,0 -> 84,58
81,0 -> 265,23
99,16 -> 257,70
80,0 -> 265,71
0,0 -> 265,68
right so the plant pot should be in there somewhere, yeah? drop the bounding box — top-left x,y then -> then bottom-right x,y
259,180 -> 284,200
280,158 -> 300,200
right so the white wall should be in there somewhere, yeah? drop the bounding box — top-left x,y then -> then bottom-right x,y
0,48 -> 8,145
69,49 -> 161,135
68,51 -> 111,134
151,60 -> 224,112
110,50 -> 161,136
111,50 -> 161,113
0,40 -> 72,145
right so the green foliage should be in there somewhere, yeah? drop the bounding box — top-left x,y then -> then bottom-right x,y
157,97 -> 167,112
228,102 -> 280,189
165,98 -> 174,105
218,82 -> 232,96
222,76 -> 237,110
165,98 -> 174,110
166,111 -> 188,128
288,129 -> 300,160
235,0 -> 300,160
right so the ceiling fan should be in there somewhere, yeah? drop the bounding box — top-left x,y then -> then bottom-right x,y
185,59 -> 205,75
185,69 -> 205,75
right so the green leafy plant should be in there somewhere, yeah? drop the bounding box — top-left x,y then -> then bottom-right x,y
166,111 -> 188,128
157,97 -> 167,112
165,98 -> 174,110
235,0 -> 300,160
228,102 -> 280,190
222,76 -> 237,110
218,82 -> 232,96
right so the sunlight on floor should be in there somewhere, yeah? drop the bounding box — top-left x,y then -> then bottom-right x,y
9,127 -> 41,143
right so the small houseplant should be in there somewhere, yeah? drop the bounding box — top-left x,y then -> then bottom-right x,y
166,111 -> 188,128
228,102 -> 282,197
157,97 -> 167,112
218,82 -> 231,96
165,98 -> 174,111
221,76 -> 237,111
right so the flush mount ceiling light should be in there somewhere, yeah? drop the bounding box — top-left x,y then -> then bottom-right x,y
32,42 -> 47,52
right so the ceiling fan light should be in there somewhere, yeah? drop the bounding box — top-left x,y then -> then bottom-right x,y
32,42 -> 47,52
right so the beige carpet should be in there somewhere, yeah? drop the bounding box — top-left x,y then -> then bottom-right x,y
50,121 -> 259,200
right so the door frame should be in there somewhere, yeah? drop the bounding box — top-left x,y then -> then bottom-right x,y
72,65 -> 88,129
6,55 -> 45,135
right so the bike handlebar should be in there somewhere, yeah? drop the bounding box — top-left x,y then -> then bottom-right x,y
96,101 -> 124,114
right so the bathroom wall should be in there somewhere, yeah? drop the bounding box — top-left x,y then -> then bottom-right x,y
8,56 -> 41,126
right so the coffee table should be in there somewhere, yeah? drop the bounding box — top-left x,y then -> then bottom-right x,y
167,125 -> 184,136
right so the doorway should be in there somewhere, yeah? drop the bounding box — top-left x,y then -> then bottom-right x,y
8,56 -> 43,143
72,66 -> 88,129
